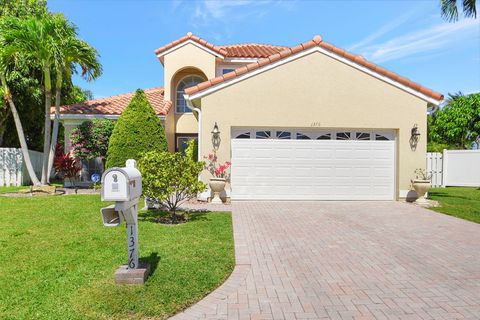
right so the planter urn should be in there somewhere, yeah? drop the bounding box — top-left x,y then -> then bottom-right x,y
412,179 -> 431,203
209,178 -> 226,204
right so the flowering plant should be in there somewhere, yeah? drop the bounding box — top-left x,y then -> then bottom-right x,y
53,144 -> 82,187
203,151 -> 231,180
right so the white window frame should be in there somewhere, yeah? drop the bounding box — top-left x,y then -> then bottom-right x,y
176,75 -> 205,114
232,128 -> 395,141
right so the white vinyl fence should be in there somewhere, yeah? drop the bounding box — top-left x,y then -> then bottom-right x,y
427,150 -> 480,187
0,148 -> 43,186
426,152 -> 444,187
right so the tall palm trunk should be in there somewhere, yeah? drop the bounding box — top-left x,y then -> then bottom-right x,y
46,72 -> 62,182
1,74 -> 41,186
41,66 -> 52,185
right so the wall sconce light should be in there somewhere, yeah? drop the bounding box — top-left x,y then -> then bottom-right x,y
410,124 -> 420,151
211,122 -> 221,150
411,124 -> 421,138
211,122 -> 220,137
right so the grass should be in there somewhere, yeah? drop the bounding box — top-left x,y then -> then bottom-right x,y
0,182 -> 63,194
428,187 -> 480,223
0,195 -> 234,320
0,185 -> 27,193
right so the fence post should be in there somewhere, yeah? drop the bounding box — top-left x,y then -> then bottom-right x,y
441,149 -> 447,187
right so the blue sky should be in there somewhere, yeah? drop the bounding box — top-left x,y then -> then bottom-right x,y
48,0 -> 480,99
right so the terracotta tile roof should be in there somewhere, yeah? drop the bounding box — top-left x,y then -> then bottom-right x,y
155,32 -> 286,59
155,32 -> 228,57
219,43 -> 287,58
185,35 -> 444,102
54,87 -> 171,116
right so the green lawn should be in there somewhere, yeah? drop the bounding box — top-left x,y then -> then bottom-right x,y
0,195 -> 234,320
428,187 -> 480,223
0,182 -> 63,194
0,185 -> 28,193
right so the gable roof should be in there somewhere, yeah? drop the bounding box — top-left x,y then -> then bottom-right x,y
54,87 -> 171,117
154,32 -> 287,59
184,35 -> 443,104
219,43 -> 287,58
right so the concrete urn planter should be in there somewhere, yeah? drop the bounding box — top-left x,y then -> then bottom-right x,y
412,179 -> 431,203
209,178 -> 226,204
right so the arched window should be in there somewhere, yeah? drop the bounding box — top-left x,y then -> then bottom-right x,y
176,75 -> 204,113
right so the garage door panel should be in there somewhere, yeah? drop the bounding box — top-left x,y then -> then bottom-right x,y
231,138 -> 395,200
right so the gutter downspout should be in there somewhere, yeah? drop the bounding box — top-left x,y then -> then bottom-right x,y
186,100 -> 201,162
186,98 -> 208,201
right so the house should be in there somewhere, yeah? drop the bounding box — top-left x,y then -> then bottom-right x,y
56,32 -> 443,201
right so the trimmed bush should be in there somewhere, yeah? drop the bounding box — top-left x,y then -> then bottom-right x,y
106,89 -> 168,168
138,150 -> 206,220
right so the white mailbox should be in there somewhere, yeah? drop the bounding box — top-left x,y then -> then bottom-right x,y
100,159 -> 148,284
102,162 -> 141,202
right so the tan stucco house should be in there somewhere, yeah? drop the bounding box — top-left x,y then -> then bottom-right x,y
57,32 -> 443,201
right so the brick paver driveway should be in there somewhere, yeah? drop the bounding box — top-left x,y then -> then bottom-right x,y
172,202 -> 480,320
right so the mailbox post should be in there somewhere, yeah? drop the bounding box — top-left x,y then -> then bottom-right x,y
100,159 -> 150,284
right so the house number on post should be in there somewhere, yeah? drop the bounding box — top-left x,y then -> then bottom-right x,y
127,223 -> 139,269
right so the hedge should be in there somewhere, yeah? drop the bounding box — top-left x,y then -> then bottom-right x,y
106,89 -> 168,168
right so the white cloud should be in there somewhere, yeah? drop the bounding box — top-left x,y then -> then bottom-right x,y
348,10 -> 417,51
355,18 -> 480,63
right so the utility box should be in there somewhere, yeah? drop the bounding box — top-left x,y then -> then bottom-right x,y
100,159 -> 150,284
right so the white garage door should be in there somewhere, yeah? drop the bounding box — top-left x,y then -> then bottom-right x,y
231,129 -> 395,200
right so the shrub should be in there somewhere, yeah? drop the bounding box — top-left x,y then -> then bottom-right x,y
53,144 -> 82,187
106,89 -> 168,168
138,150 -> 206,221
185,139 -> 198,162
70,119 -> 115,163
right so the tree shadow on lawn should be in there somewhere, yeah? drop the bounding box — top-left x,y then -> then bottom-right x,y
429,191 -> 478,201
138,209 -> 210,224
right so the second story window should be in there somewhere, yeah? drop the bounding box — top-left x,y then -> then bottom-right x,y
222,68 -> 235,75
176,75 -> 204,113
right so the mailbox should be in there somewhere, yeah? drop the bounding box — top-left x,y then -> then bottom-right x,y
100,204 -> 123,227
100,159 -> 149,284
101,164 -> 141,202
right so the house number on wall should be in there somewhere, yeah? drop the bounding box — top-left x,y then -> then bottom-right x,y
310,122 -> 322,127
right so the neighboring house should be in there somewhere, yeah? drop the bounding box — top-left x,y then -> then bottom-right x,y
56,32 -> 443,201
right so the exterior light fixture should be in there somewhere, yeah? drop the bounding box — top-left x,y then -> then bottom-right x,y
211,122 -> 220,136
211,122 -> 221,150
411,124 -> 420,138
409,124 -> 421,151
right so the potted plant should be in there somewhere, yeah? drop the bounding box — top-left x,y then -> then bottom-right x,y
411,168 -> 432,203
204,151 -> 231,204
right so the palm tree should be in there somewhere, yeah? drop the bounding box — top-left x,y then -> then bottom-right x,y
3,15 -> 58,184
0,17 -> 41,185
441,0 -> 477,22
46,15 -> 102,181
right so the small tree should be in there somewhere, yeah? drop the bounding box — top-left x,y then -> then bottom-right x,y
139,150 -> 206,222
106,89 -> 168,168
70,119 -> 114,166
429,93 -> 480,149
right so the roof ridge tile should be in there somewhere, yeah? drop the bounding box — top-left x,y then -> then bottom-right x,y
184,35 -> 443,102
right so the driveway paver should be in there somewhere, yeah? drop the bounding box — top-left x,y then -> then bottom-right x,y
172,201 -> 480,320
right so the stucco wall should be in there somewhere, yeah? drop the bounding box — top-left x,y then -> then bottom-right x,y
198,51 -> 428,199
163,43 -> 217,150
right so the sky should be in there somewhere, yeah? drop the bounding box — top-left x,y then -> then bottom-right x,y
48,0 -> 480,99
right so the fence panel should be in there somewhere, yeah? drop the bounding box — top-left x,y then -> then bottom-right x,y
426,152 -> 443,187
0,148 -> 43,186
443,150 -> 480,187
